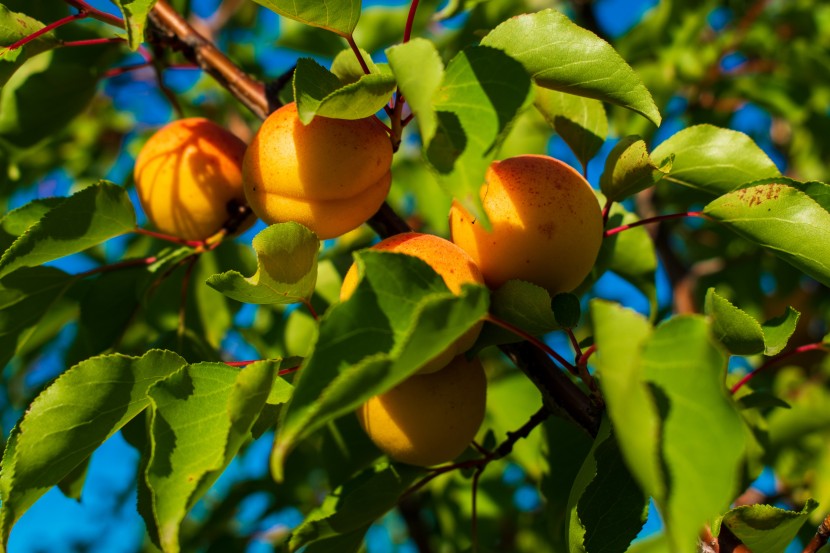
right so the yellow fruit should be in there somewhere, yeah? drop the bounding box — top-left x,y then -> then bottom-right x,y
242,102 -> 393,240
357,354 -> 486,467
450,154 -> 603,296
134,117 -> 252,241
340,232 -> 485,374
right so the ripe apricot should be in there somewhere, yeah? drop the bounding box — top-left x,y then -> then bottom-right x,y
134,118 -> 252,241
242,102 -> 393,240
450,155 -> 603,296
340,232 -> 485,374
357,354 -> 486,467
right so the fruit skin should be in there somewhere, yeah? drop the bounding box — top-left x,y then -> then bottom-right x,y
340,232 -> 485,374
357,354 -> 486,467
449,154 -> 603,296
242,102 -> 393,240
134,117 -> 252,241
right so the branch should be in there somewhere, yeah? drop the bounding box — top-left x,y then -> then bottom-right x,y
803,514 -> 830,553
147,0 -> 268,119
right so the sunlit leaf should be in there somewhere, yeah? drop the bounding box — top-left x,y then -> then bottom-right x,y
534,87 -> 607,170
250,0 -> 361,36
704,288 -> 765,355
111,0 -> 158,50
720,500 -> 818,553
387,38 -> 444,144
600,136 -> 670,202
0,5 -> 60,86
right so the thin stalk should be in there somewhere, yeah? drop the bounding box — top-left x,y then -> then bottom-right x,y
302,299 -> 319,321
64,0 -> 125,28
4,12 -> 87,51
731,342 -> 828,394
803,514 -> 830,553
604,211 -> 703,238
486,313 -> 578,376
134,227 -> 203,248
61,37 -> 126,48
346,34 -> 371,75
601,197 -> 613,226
403,0 -> 420,43
104,61 -> 152,78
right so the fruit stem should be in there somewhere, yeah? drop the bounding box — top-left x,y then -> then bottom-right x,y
60,37 -> 126,48
346,34 -> 372,76
603,211 -> 704,238
134,227 -> 205,248
3,11 -> 87,52
403,0 -> 420,43
485,313 -> 578,376
730,342 -> 828,394
565,328 -> 582,359
302,299 -> 319,321
103,61 -> 152,78
601,197 -> 613,226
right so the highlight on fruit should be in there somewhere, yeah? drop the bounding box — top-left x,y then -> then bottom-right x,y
242,102 -> 393,240
450,154 -> 604,296
357,353 -> 487,467
340,232 -> 486,374
134,117 -> 253,241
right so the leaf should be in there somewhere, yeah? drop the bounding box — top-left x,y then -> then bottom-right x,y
0,5 -> 60,86
289,463 -> 423,550
552,293 -> 580,329
386,38 -> 444,144
293,57 -> 396,124
534,87 -> 607,170
0,350 -> 187,547
590,300 -> 662,499
330,47 -> 378,84
720,499 -> 818,553
703,180 -> 830,287
600,136 -> 670,202
250,0 -> 361,36
704,288 -> 765,356
271,251 -> 489,479
651,125 -> 780,195
642,316 -> 747,553
145,361 -> 278,552
0,198 -> 64,253
0,182 -> 136,279
738,392 -> 790,411
761,307 -> 800,356
0,266 -> 75,366
425,45 -> 532,225
473,279 -> 558,351
480,9 -> 661,126
567,418 -> 648,553
207,223 -> 319,305
111,0 -> 158,50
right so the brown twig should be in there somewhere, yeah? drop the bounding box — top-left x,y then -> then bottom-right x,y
803,514 -> 830,553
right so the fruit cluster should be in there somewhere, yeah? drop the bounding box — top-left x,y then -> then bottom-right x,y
133,103 -> 603,467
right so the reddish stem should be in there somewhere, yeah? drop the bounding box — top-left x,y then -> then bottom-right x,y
346,34 -> 371,75
403,0 -> 420,43
134,227 -> 204,248
4,12 -> 87,52
224,362 -> 301,377
730,342 -> 828,394
75,255 -> 157,279
601,197 -> 613,226
61,37 -> 126,48
565,328 -> 582,358
486,314 -> 578,376
578,344 -> 597,367
604,211 -> 703,238
104,61 -> 152,78
64,0 -> 125,28
303,299 -> 319,321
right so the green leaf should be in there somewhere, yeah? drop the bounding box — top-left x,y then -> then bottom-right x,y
721,499 -> 818,553
0,350 -> 187,546
0,182 -> 136,278
330,47 -> 378,84
271,251 -> 489,479
0,266 -> 75,366
567,418 -> 648,553
293,57 -> 396,124
207,223 -> 319,305
145,361 -> 278,552
111,0 -> 158,50
642,316 -> 747,553
761,307 -> 800,356
289,463 -> 424,550
704,180 -> 830,287
552,293 -> 580,329
0,198 -> 64,253
0,5 -> 61,86
426,45 -> 532,225
651,125 -> 780,195
737,392 -> 790,411
534,87 -> 607,170
480,9 -> 661,126
600,136 -> 670,202
474,279 -> 558,351
704,288 -> 765,355
386,38 -> 444,144
250,0 -> 361,36
590,300 -> 662,499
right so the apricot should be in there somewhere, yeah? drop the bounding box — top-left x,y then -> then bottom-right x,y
134,118 -> 252,241
242,102 -> 393,240
340,232 -> 485,374
449,155 -> 603,296
357,354 -> 486,467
